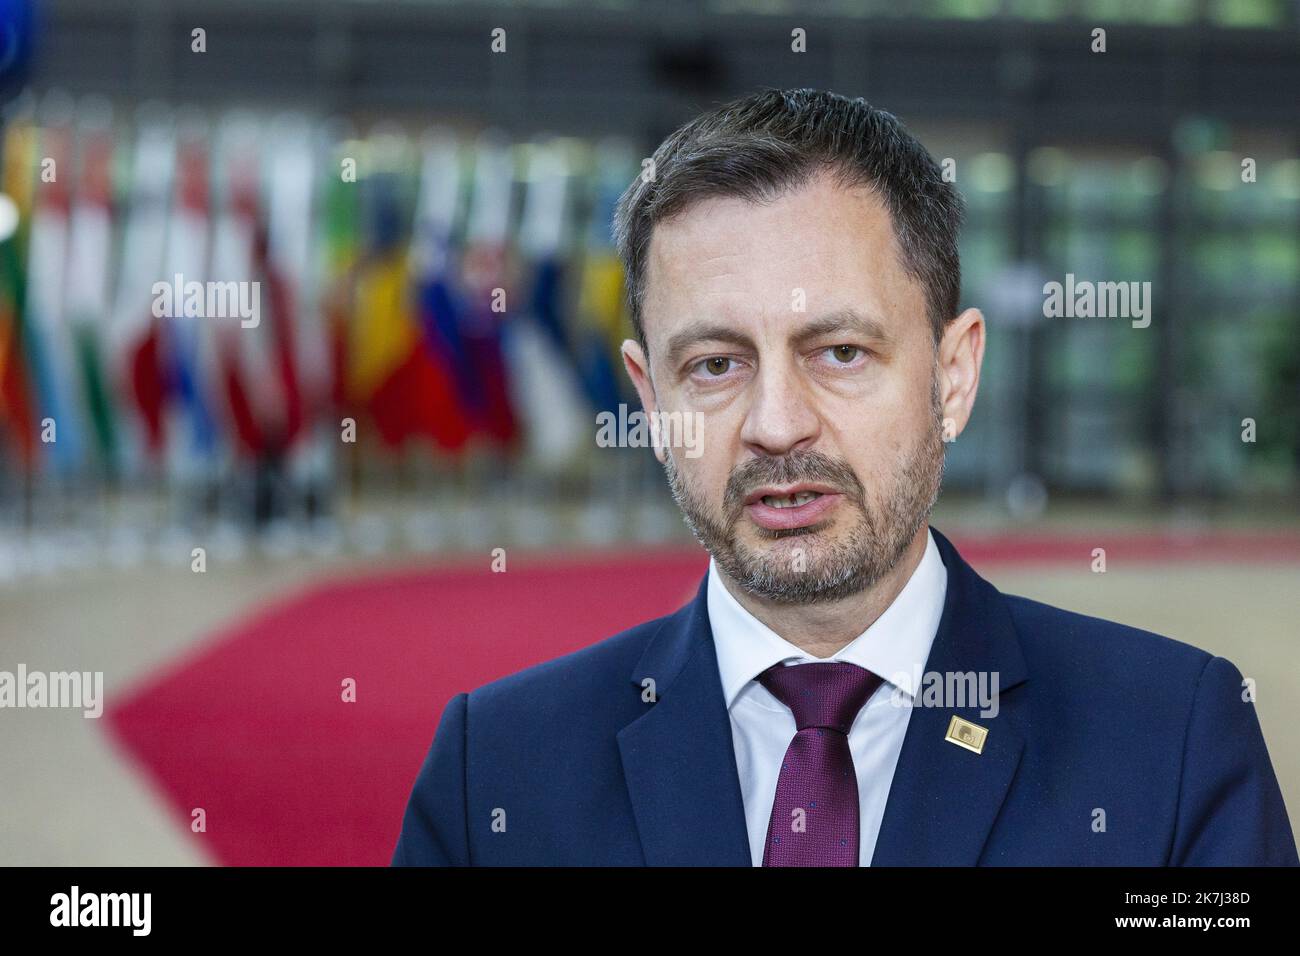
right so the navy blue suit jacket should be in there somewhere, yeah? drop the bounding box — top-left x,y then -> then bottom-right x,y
392,527 -> 1298,865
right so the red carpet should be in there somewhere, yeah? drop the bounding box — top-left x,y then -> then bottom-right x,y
103,550 -> 708,866
102,531 -> 1300,865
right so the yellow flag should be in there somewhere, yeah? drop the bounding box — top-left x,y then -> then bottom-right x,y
346,251 -> 417,403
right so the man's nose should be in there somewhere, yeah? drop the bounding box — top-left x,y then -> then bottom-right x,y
738,360 -> 821,458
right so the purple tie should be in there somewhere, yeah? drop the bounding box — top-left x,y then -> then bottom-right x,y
757,661 -> 884,866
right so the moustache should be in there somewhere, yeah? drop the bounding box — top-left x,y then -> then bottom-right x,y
722,451 -> 867,520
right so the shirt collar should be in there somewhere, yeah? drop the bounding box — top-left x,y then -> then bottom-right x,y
707,527 -> 948,709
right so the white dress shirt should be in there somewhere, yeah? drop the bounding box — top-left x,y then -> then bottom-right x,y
707,528 -> 948,866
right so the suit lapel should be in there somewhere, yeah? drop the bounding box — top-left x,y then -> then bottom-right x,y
869,527 -> 1030,865
617,575 -> 753,866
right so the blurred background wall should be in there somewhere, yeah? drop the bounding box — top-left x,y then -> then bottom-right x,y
0,0 -> 1296,865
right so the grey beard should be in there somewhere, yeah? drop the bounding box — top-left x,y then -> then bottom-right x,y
661,379 -> 945,606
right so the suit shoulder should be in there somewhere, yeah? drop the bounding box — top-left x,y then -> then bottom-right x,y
996,592 -> 1242,754
1001,591 -> 1215,685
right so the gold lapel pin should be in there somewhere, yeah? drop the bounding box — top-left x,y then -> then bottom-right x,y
945,715 -> 988,754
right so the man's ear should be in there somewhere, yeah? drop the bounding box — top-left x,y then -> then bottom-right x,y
937,307 -> 984,441
620,338 -> 666,464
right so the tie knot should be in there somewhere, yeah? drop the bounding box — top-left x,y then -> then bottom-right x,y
757,661 -> 884,733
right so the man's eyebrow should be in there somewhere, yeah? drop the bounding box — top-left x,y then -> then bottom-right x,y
664,322 -> 756,368
789,309 -> 894,348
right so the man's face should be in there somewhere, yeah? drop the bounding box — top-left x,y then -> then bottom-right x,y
625,169 -> 949,605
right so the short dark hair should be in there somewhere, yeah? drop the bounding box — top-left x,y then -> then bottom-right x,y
613,87 -> 965,354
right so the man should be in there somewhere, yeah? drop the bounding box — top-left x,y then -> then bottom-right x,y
392,88 -> 1298,866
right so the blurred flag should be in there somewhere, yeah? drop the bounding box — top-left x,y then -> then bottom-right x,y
64,101 -> 119,475
25,107 -> 87,473
108,116 -> 175,466
505,137 -> 591,468
209,115 -> 300,458
319,130 -> 359,416
265,113 -> 331,503
265,114 -> 326,435
408,130 -> 474,452
348,144 -> 468,452
344,163 -> 414,441
159,118 -> 221,478
572,139 -> 636,417
0,114 -> 36,469
458,133 -> 519,448
252,206 -> 305,453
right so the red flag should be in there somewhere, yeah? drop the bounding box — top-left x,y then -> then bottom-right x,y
0,288 -> 37,468
211,139 -> 303,459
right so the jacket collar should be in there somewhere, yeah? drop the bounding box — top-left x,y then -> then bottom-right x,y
617,526 -> 1030,866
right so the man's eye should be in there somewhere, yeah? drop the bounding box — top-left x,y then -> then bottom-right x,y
828,345 -> 861,363
697,356 -> 733,376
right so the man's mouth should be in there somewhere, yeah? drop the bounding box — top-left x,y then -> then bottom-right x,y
760,491 -> 823,509
743,484 -> 843,530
